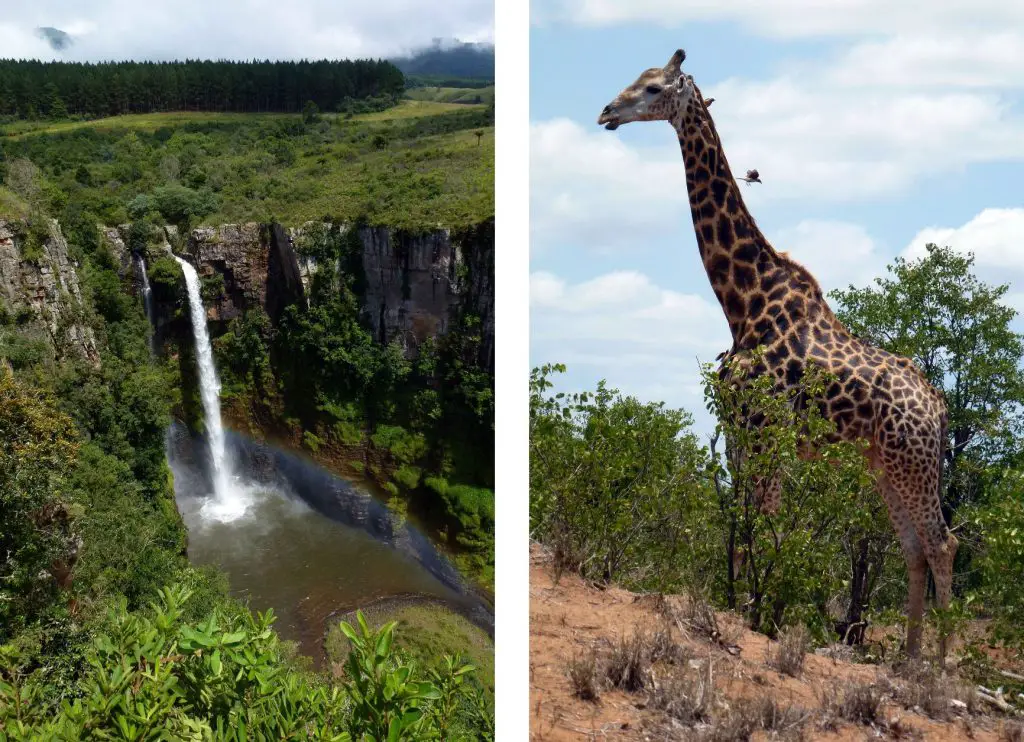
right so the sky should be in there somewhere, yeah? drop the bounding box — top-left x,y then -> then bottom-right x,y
530,0 -> 1024,437
0,0 -> 494,61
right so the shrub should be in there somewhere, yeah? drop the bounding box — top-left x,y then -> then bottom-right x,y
149,183 -> 217,226
567,650 -> 601,702
767,624 -> 810,678
0,369 -> 80,638
371,424 -> 427,464
394,464 -> 422,489
530,364 -> 711,589
0,589 -> 489,738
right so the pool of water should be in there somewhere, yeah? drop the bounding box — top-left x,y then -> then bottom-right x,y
167,425 -> 490,661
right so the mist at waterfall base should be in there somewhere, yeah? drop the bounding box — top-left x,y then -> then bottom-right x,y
168,427 -> 484,660
166,256 -> 488,661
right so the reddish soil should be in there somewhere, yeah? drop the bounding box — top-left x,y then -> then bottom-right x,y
530,544 -> 1020,741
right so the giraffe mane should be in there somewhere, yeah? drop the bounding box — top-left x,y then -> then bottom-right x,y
774,251 -> 824,299
692,81 -> 829,307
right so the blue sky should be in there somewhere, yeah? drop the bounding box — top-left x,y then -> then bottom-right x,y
530,1 -> 1024,437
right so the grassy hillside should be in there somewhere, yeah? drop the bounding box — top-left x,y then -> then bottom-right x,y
0,100 -> 493,229
405,86 -> 495,106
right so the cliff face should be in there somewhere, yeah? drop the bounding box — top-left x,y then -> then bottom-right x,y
187,223 -> 271,326
302,223 -> 493,366
298,222 -> 495,368
135,220 -> 494,368
0,219 -> 98,363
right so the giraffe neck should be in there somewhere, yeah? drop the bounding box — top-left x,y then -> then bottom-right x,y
670,105 -> 788,342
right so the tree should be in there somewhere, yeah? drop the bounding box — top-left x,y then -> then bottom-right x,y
831,244 -> 1024,516
0,367 -> 80,638
529,364 -> 711,589
702,355 -> 877,637
302,99 -> 320,124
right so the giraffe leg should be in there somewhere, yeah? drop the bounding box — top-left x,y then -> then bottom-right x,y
875,473 -> 928,658
882,452 -> 958,664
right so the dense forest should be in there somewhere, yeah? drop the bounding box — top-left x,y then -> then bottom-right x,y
0,59 -> 406,119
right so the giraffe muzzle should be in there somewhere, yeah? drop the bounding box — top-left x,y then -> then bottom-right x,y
598,104 -> 620,130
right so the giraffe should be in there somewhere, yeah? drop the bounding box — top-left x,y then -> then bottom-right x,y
598,49 -> 958,660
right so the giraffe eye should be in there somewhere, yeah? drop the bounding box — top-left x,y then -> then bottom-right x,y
645,84 -> 663,95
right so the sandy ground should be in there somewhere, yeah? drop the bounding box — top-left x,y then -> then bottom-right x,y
530,543 -> 1020,741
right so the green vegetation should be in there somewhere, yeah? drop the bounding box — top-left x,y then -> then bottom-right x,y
406,86 -> 495,106
326,601 -> 494,698
0,59 -> 404,119
0,216 -> 493,736
212,221 -> 495,588
0,59 -> 493,735
1,102 -> 494,229
1,588 -> 492,740
532,244 -> 1024,657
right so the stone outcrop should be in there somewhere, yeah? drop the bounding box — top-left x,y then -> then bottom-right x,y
296,221 -> 495,369
265,224 -> 305,325
186,223 -> 270,326
134,220 -> 494,368
0,218 -> 98,363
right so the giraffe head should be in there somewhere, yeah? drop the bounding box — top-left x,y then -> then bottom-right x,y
597,49 -> 698,131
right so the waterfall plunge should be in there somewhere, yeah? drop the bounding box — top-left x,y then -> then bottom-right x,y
136,254 -> 155,351
174,256 -> 249,521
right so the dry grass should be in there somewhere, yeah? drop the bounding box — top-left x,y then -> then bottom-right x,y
767,624 -> 810,678
1001,720 -> 1024,742
819,679 -> 887,729
648,663 -> 715,724
605,631 -> 651,692
567,650 -> 601,702
703,697 -> 809,742
891,661 -> 977,721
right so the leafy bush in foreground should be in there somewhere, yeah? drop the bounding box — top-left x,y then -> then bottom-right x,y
0,587 -> 492,740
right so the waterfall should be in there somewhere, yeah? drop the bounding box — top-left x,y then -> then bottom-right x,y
136,254 -> 155,351
174,255 -> 246,520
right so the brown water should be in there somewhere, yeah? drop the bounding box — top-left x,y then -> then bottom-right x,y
168,425 -> 489,660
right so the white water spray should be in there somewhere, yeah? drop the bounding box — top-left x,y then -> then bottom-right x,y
174,256 -> 248,521
136,254 -> 155,351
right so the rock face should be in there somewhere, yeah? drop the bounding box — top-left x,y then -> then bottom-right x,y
140,220 -> 494,369
265,224 -> 305,325
297,221 -> 495,369
186,223 -> 270,326
0,219 -> 98,363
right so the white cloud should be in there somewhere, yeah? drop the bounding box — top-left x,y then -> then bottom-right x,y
771,220 -> 884,293
904,208 -> 1024,280
531,269 -> 729,429
530,118 -> 687,252
533,0 -> 1024,38
531,269 -> 728,352
0,1 -> 492,61
828,32 -> 1024,88
705,76 -> 1024,201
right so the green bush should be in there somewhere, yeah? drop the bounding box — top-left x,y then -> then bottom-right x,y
970,474 -> 1024,646
0,588 -> 492,739
395,464 -> 422,489
530,364 -> 710,589
371,424 -> 428,464
0,368 -> 79,639
149,183 -> 217,226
